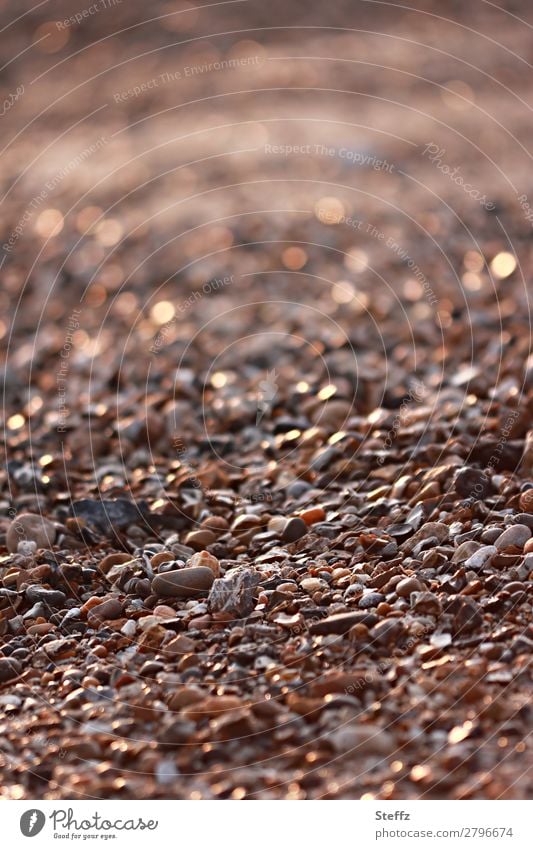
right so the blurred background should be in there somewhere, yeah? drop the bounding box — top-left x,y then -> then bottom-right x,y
1,0 -> 533,483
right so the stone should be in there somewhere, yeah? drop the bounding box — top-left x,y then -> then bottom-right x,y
87,599 -> 123,624
187,550 -> 220,576
300,577 -> 326,594
281,517 -> 308,543
25,586 -> 66,606
395,576 -> 423,597
70,498 -> 148,532
401,522 -> 449,554
309,612 -> 378,635
208,568 -> 259,617
184,529 -> 217,549
0,657 -> 21,682
452,541 -> 482,563
99,552 -> 132,573
494,524 -> 531,551
464,545 -> 497,570
151,566 -> 214,598
6,513 -> 56,553
454,467 -> 491,499
299,507 -> 326,525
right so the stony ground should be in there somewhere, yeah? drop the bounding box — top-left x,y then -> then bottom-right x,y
1,1 -> 532,799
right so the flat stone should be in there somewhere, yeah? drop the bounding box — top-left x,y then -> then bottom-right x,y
25,586 -> 66,607
151,566 -> 214,598
309,612 -> 378,635
464,545 -> 497,570
494,524 -> 531,551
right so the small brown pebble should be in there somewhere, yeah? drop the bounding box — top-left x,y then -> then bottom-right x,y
99,552 -> 132,573
182,695 -> 243,719
299,507 -> 326,525
151,551 -> 174,569
201,515 -> 229,532
164,634 -> 196,655
152,566 -> 214,598
153,604 -> 176,617
87,599 -> 123,624
185,529 -> 217,549
6,513 -> 56,553
187,550 -> 220,576
396,576 -> 423,597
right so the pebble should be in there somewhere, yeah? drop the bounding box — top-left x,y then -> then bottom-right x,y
464,545 -> 497,570
300,577 -> 326,594
395,576 -> 423,597
309,612 -> 378,635
281,517 -> 308,543
25,586 -> 66,606
6,513 -> 56,553
0,658 -> 21,682
299,507 -> 326,525
401,522 -> 449,554
185,529 -> 217,549
494,524 -> 531,551
452,541 -> 481,562
359,592 -> 385,609
454,466 -> 491,499
187,550 -> 220,577
99,552 -> 132,573
87,599 -> 123,624
151,566 -> 214,598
